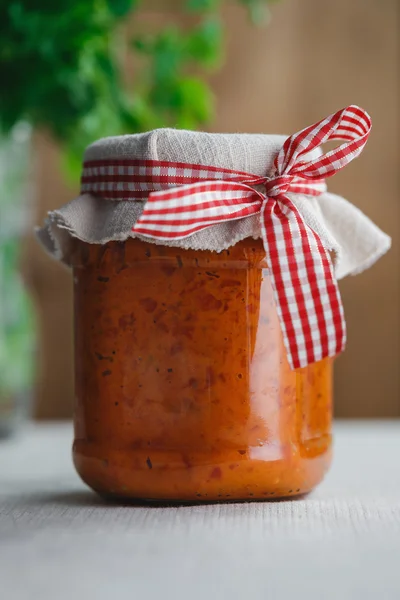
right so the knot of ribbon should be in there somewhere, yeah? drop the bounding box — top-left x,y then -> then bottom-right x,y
81,105 -> 371,369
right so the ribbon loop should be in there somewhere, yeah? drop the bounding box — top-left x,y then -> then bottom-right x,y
81,105 -> 371,370
276,105 -> 371,181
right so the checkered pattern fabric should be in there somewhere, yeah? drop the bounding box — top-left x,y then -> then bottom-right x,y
81,105 -> 371,369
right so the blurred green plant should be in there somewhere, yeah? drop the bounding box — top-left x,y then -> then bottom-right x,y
0,123 -> 34,425
1,0 -> 278,178
0,1 -> 278,427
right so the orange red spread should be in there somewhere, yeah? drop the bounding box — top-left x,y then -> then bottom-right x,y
72,238 -> 332,501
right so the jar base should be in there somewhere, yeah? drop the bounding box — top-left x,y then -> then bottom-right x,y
98,491 -> 311,505
73,440 -> 331,504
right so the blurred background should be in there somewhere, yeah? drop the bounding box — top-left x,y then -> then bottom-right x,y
0,0 -> 398,429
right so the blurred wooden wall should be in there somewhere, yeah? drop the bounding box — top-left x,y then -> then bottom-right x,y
29,0 -> 399,419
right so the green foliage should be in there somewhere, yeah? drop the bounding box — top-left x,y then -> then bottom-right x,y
239,0 -> 279,24
186,0 -> 221,11
185,18 -> 223,67
1,0 -> 277,179
0,125 -> 35,401
106,0 -> 139,17
0,238 -> 35,396
0,0 -> 278,406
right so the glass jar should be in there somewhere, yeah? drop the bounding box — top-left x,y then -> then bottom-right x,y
71,237 -> 332,502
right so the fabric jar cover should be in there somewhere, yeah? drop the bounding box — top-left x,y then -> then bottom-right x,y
37,105 -> 391,369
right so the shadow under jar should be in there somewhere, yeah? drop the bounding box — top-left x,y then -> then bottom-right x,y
71,237 -> 332,502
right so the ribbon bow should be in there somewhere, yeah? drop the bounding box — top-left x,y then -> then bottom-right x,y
81,105 -> 371,369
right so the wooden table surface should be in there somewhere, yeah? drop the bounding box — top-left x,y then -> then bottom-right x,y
1,421 -> 400,599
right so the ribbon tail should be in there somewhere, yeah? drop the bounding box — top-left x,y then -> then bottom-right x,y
260,196 -> 346,369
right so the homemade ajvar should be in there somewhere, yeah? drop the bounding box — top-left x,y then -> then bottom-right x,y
71,238 -> 332,501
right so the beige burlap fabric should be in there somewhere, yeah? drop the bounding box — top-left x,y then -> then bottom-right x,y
36,128 -> 391,279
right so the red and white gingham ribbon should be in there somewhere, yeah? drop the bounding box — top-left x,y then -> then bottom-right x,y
81,105 -> 371,369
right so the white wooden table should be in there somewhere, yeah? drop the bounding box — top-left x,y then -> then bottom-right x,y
1,421 -> 400,599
